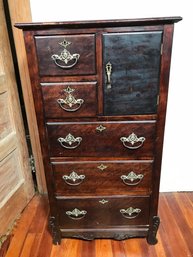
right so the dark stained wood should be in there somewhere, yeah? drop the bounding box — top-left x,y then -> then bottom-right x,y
15,16 -> 182,30
4,192 -> 193,257
16,18 -> 182,245
52,160 -> 153,196
57,196 -> 150,229
35,34 -> 96,76
103,31 -> 162,115
41,82 -> 98,118
46,121 -> 156,158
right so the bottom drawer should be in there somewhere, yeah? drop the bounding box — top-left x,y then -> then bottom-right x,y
57,196 -> 150,229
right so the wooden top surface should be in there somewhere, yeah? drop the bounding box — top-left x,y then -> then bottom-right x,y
15,16 -> 182,30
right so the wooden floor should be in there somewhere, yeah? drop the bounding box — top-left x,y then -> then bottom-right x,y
4,192 -> 193,257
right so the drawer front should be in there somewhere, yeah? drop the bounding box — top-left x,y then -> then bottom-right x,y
41,82 -> 97,118
57,196 -> 150,229
52,161 -> 153,196
35,34 -> 96,76
47,121 -> 156,157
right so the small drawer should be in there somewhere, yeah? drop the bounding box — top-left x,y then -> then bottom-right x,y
57,196 -> 150,229
52,160 -> 153,196
41,82 -> 97,118
47,121 -> 156,158
35,34 -> 96,76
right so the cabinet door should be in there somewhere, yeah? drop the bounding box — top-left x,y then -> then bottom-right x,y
103,31 -> 162,115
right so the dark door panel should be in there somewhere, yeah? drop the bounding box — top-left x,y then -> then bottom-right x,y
103,31 -> 162,115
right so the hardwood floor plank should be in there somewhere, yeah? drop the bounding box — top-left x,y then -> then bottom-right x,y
123,238 -> 144,257
111,240 -> 126,257
81,240 -> 95,257
170,193 -> 193,255
19,233 -> 36,257
5,196 -> 41,257
159,194 -> 190,257
95,239 -> 113,257
62,239 -> 82,257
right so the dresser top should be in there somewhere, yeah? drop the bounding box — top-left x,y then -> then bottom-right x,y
15,16 -> 182,30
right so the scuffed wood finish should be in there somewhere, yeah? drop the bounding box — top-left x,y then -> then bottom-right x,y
0,0 -> 34,239
7,0 -> 47,193
5,193 -> 193,257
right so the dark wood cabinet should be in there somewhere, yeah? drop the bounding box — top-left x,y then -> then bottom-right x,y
16,16 -> 182,245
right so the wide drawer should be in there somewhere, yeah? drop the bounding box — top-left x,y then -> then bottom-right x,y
35,34 -> 96,76
57,196 -> 150,229
41,82 -> 97,118
52,160 -> 153,196
47,121 -> 156,157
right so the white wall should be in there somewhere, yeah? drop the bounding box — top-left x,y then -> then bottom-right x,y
30,0 -> 193,192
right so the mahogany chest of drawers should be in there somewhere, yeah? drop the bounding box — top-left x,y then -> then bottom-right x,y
16,17 -> 182,244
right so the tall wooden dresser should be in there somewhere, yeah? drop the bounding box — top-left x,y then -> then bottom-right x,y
16,17 -> 182,244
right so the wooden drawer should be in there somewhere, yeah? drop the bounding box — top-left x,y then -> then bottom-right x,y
57,196 -> 150,229
41,82 -> 97,118
47,121 -> 156,157
52,160 -> 153,196
35,34 -> 96,76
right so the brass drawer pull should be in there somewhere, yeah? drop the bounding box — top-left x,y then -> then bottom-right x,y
62,171 -> 85,186
96,125 -> 106,132
120,171 -> 144,186
120,207 -> 141,219
51,39 -> 80,69
57,86 -> 84,112
66,208 -> 87,220
105,62 -> 112,89
120,132 -> 145,149
58,133 -> 82,149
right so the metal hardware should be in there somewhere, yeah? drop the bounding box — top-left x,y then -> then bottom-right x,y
51,39 -> 80,69
29,154 -> 36,173
120,207 -> 141,219
66,208 -> 87,220
58,133 -> 82,149
99,199 -> 109,204
97,164 -> 108,171
160,43 -> 163,55
96,124 -> 106,132
57,86 -> 84,112
157,95 -> 160,105
62,171 -> 85,186
120,171 -> 144,186
105,62 -> 112,89
120,132 -> 145,149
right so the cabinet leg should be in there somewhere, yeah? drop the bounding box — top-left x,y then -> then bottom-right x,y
147,216 -> 160,245
49,216 -> 61,245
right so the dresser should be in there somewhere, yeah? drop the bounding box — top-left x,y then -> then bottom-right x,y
16,17 -> 182,245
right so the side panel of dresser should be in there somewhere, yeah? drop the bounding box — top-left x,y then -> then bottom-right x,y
22,31 -> 61,243
147,24 -> 174,244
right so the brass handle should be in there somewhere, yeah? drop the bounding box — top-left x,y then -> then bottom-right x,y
51,39 -> 80,69
120,132 -> 145,149
120,171 -> 144,186
57,86 -> 84,112
105,62 -> 112,89
120,207 -> 141,219
58,133 -> 82,149
62,171 -> 85,186
66,208 -> 87,220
